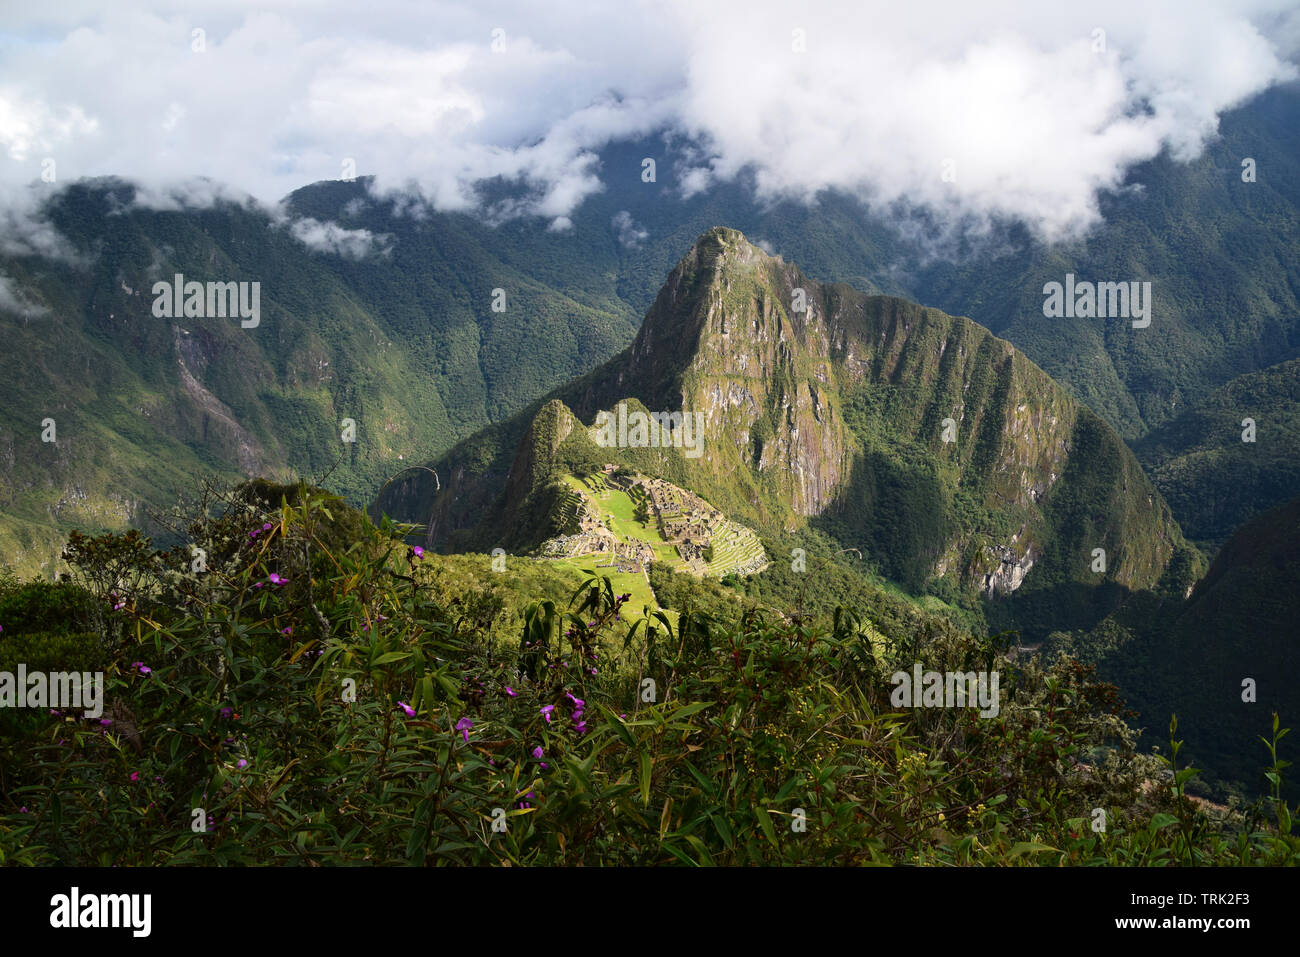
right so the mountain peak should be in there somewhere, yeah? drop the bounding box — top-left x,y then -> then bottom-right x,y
692,225 -> 761,253
625,225 -> 800,408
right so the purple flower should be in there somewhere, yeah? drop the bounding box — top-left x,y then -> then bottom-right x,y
130,661 -> 151,675
99,718 -> 112,726
532,746 -> 544,759
262,522 -> 273,531
540,705 -> 554,723
456,717 -> 473,743
411,546 -> 424,560
281,626 -> 292,635
268,573 -> 287,585
574,720 -> 588,735
505,686 -> 517,697
397,701 -> 415,718
236,759 -> 248,769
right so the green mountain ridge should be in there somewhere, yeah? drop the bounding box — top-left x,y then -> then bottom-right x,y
0,179 -> 643,576
1051,492 -> 1300,795
1133,357 -> 1300,553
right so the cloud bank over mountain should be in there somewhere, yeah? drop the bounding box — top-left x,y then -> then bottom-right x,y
0,0 -> 1296,242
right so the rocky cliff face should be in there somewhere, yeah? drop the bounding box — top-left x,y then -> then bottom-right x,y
380,227 -> 1199,604
626,229 -> 851,518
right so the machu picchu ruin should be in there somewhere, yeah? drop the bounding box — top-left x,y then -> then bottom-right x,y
535,467 -> 769,581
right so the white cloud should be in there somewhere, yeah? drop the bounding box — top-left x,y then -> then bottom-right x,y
285,217 -> 392,258
0,272 -> 48,316
0,0 -> 1294,246
0,183 -> 85,260
612,210 -> 648,248
671,0 -> 1298,242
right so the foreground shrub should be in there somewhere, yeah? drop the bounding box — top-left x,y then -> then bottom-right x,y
1,480 -> 1295,865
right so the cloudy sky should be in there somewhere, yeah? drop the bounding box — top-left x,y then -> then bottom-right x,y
1,0 -> 1297,248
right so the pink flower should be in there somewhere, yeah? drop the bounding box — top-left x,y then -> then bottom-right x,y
236,759 -> 248,769
129,771 -> 139,782
505,686 -> 517,697
411,546 -> 424,560
268,573 -> 287,585
397,701 -> 415,718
